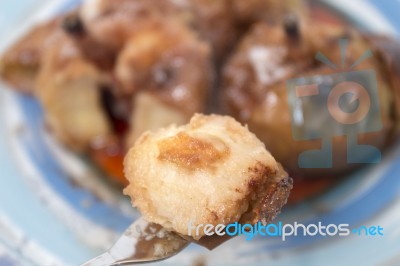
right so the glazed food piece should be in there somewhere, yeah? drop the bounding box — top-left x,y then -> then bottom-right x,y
74,0 -> 228,63
35,31 -> 112,151
195,0 -> 302,60
72,0 -> 300,63
78,0 -> 190,51
0,3 -> 214,184
1,9 -> 213,132
124,114 -> 292,239
0,18 -> 61,93
222,17 -> 400,178
113,18 -> 213,146
113,19 -> 211,106
65,1 -> 215,147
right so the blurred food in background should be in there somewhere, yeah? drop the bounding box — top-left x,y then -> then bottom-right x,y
1,0 -> 399,204
222,9 -> 400,202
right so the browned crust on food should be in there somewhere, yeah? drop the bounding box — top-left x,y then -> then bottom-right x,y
240,163 -> 293,225
123,114 -> 292,239
157,132 -> 230,171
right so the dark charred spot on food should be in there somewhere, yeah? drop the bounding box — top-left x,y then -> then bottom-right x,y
62,14 -> 85,36
283,14 -> 300,41
157,132 -> 230,171
278,175 -> 294,190
240,163 -> 291,225
258,175 -> 293,224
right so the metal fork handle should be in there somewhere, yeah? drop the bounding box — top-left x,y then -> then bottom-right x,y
81,245 -> 190,266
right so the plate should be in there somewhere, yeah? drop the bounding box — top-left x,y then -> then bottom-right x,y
0,1 -> 400,265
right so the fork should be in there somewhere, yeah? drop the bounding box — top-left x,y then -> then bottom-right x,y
81,217 -> 232,265
80,217 -> 189,266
